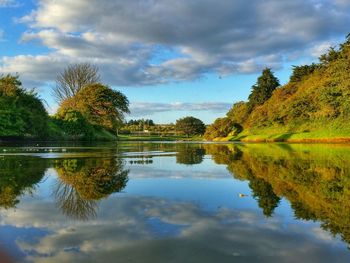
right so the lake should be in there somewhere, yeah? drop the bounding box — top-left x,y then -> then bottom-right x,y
0,142 -> 349,262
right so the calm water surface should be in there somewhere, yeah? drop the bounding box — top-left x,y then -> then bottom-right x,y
0,142 -> 349,262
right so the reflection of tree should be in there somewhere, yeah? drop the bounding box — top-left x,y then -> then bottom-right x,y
53,181 -> 98,220
176,144 -> 205,165
291,201 -> 317,221
0,156 -> 47,209
203,144 -> 242,164
248,176 -> 280,217
206,144 -> 350,245
54,158 -> 129,220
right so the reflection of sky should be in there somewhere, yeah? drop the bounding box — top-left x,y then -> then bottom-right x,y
0,146 -> 350,262
126,154 -> 222,172
0,225 -> 49,261
124,178 -> 255,211
1,196 -> 349,263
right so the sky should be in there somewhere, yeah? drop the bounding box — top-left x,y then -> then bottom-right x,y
0,0 -> 350,124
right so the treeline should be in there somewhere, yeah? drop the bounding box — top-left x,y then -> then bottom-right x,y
205,34 -> 350,141
127,119 -> 155,126
121,116 -> 206,138
0,62 -> 210,141
0,64 -> 129,141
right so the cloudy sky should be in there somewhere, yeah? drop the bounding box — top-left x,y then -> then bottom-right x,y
0,0 -> 349,123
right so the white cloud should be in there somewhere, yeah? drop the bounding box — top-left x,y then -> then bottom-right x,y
1,0 -> 350,87
309,41 -> 334,58
129,102 -> 232,117
0,0 -> 17,7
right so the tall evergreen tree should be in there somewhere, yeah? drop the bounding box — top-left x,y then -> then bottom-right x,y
248,68 -> 280,111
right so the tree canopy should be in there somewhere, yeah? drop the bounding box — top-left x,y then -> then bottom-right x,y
58,83 -> 129,132
247,68 -> 280,111
175,116 -> 206,136
0,75 -> 48,138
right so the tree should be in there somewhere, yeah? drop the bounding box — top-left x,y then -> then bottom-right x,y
319,46 -> 341,66
248,68 -> 280,111
226,101 -> 249,124
58,83 -> 129,132
53,109 -> 93,139
0,74 -> 22,96
53,63 -> 101,103
0,75 -> 48,138
204,117 -> 234,140
175,116 -> 206,136
290,64 -> 319,83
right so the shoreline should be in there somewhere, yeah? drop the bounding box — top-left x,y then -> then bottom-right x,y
231,137 -> 350,144
2,137 -> 350,144
208,137 -> 350,144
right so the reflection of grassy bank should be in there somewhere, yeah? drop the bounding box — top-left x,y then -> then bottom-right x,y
205,143 -> 350,244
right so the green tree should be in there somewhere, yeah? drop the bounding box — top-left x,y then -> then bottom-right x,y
175,116 -> 206,137
247,68 -> 280,111
204,117 -> 234,140
0,75 -> 48,138
53,109 -> 93,139
290,64 -> 319,83
58,83 -> 129,133
319,46 -> 341,66
226,101 -> 249,124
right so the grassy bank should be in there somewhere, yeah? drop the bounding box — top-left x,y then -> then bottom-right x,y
210,125 -> 350,143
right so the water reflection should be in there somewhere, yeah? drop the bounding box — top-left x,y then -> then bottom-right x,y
1,143 -> 350,262
175,144 -> 206,165
0,156 -> 47,208
204,144 -> 350,244
248,176 -> 281,217
0,156 -> 129,220
53,158 -> 129,220
8,196 -> 349,263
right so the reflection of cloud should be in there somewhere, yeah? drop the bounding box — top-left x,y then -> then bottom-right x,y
128,166 -> 231,179
1,196 -> 349,262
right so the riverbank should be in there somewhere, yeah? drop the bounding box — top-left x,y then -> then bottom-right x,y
211,129 -> 350,143
0,134 -> 204,143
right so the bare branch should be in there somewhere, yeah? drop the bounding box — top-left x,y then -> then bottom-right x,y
53,63 -> 101,103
